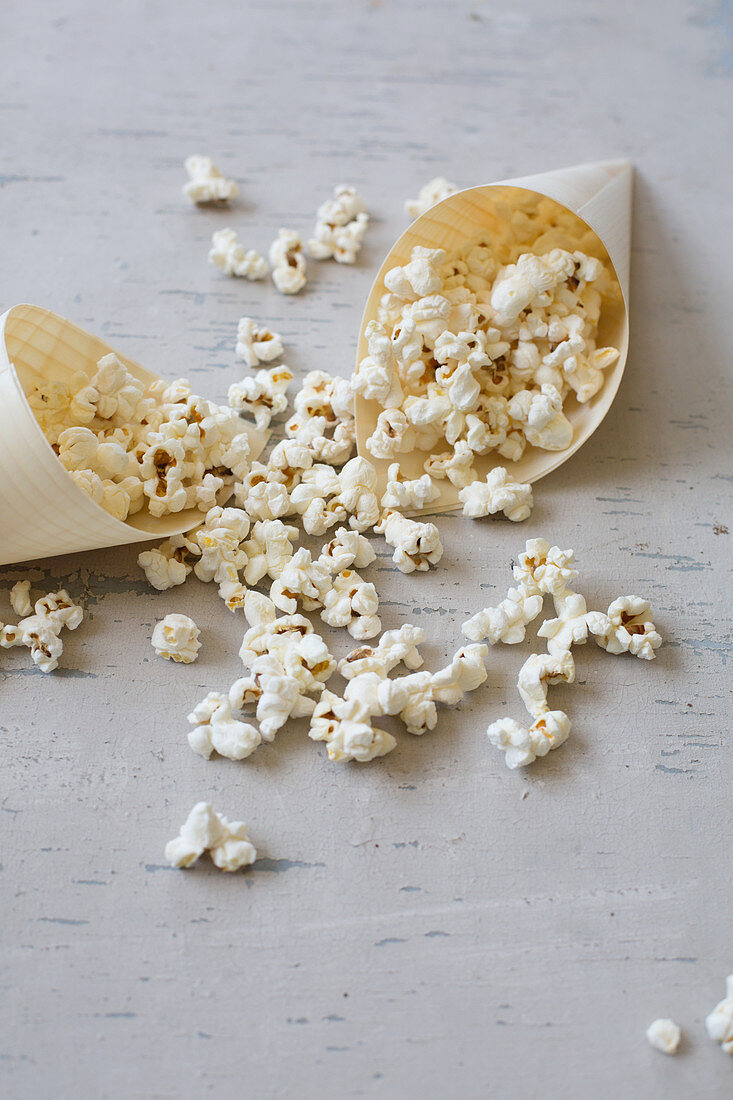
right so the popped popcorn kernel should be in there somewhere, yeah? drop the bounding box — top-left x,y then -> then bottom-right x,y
183,156 -> 238,206
151,613 -> 201,664
209,228 -> 268,280
165,802 -> 257,872
405,177 -> 458,220
646,1019 -> 681,1055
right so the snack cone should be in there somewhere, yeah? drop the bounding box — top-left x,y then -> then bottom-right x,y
0,304 -> 266,566
354,160 -> 632,512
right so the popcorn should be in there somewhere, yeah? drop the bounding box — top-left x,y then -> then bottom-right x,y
229,654 -> 305,741
338,624 -> 425,680
318,527 -> 376,574
537,591 -> 589,655
381,464 -> 440,512
352,321 -> 404,408
288,466 -> 346,535
462,585 -> 543,645
242,479 -> 291,522
228,366 -> 293,430
235,318 -> 284,369
366,408 -> 416,460
269,228 -> 307,294
309,690 -> 396,763
10,580 -> 32,618
241,519 -> 298,586
391,671 -> 436,735
384,248 -> 446,301
458,467 -> 533,522
320,570 -> 381,640
586,596 -> 662,660
239,605 -> 313,669
208,228 -> 268,280
425,441 -> 476,489
165,802 -> 257,873
375,510 -> 443,573
487,710 -> 570,769
705,975 -> 733,1054
513,538 -> 578,598
307,185 -> 368,264
646,1019 -> 681,1055
431,643 -> 488,705
182,156 -> 238,206
405,176 -> 458,219
517,651 -> 575,719
187,692 -> 262,760
0,588 -> 83,674
138,540 -> 192,590
151,613 -> 201,663
333,457 -> 381,532
270,547 -> 330,613
507,384 -> 572,451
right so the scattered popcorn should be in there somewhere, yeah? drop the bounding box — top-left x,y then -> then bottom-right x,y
165,802 -> 257,872
517,651 -> 575,719
353,321 -> 404,408
381,463 -> 440,512
285,370 -> 356,468
487,710 -> 570,769
138,540 -> 192,590
537,591 -> 589,655
228,365 -> 293,431
235,318 -> 284,369
307,184 -> 369,264
333,457 -> 381,532
375,510 -> 443,573
405,177 -> 458,220
431,643 -> 488,705
310,689 -> 397,762
182,156 -> 238,206
458,466 -> 533,522
513,538 -> 578,598
0,588 -> 84,674
270,548 -> 331,613
587,596 -> 662,660
705,975 -> 733,1054
320,569 -> 381,640
10,580 -> 32,618
646,1019 -> 681,1055
338,624 -> 425,680
366,408 -> 416,460
425,441 -> 476,489
208,228 -> 268,280
241,519 -> 298,586
229,654 -> 306,741
463,585 -> 543,645
187,692 -> 262,760
318,527 -> 376,573
269,228 -> 307,294
151,613 -> 201,663
391,670 -> 437,735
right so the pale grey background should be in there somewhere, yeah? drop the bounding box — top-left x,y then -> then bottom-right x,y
1,1 -> 731,1097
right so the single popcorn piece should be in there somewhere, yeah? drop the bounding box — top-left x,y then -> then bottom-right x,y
646,1019 -> 682,1055
517,651 -> 575,719
586,596 -> 662,661
537,591 -> 589,655
209,228 -> 268,280
309,690 -> 396,763
405,176 -> 458,220
318,527 -> 376,574
375,510 -> 443,573
187,692 -> 262,761
366,408 -> 416,460
320,570 -> 381,640
151,613 -> 201,664
270,547 -> 331,613
391,670 -> 437,735
425,442 -> 476,489
381,464 -> 440,512
463,584 -> 543,645
229,654 -> 306,741
10,580 -> 32,618
307,184 -> 369,264
165,802 -> 257,872
458,466 -> 533,522
235,318 -> 284,368
241,519 -> 298,586
352,321 -> 404,409
269,228 -> 307,294
338,624 -> 425,680
513,538 -> 579,598
487,710 -> 571,769
705,975 -> 733,1054
228,365 -> 293,430
333,457 -> 381,533
431,643 -> 489,705
183,155 -> 238,206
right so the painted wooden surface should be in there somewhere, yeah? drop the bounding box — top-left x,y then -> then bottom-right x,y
1,1 -> 731,1097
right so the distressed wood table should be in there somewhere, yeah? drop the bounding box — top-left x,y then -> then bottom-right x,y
1,1 -> 731,1097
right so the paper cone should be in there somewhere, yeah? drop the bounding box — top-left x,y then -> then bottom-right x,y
0,304 -> 266,566
354,160 -> 632,513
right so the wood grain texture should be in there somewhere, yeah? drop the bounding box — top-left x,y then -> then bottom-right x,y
1,1 -> 731,1097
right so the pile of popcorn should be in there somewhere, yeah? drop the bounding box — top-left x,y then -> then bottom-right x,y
1,581 -> 84,673
353,204 -> 620,490
27,356 -> 254,523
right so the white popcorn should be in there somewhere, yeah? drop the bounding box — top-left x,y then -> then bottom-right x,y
209,228 -> 268,280
239,609 -> 313,669
375,510 -> 443,573
138,541 -> 192,591
513,538 -> 579,598
424,442 -> 476,489
537,591 -> 589,655
241,519 -> 298,586
280,631 -> 336,694
705,975 -> 733,1054
338,623 -> 425,680
462,585 -> 543,645
487,710 -> 570,769
183,156 -> 238,206
269,228 -> 307,294
33,590 -> 84,633
384,247 -> 446,301
508,384 -> 573,451
320,570 -> 381,640
10,580 -> 32,618
270,548 -> 330,613
165,802 -> 257,873
391,670 -> 437,735
405,177 -> 458,220
646,1019 -> 681,1055
235,318 -> 284,368
242,479 -> 291,522
229,653 -> 304,741
458,466 -> 533,522
586,596 -> 662,660
187,692 -> 262,760
318,527 -> 376,574
228,365 -> 293,430
381,464 -> 440,512
308,185 -> 369,264
334,457 -> 381,532
490,252 -> 570,325
431,643 -> 489,705
352,321 -> 404,408
151,613 -> 201,664
517,652 -> 575,719
309,690 -> 396,763
0,589 -> 83,674
366,408 -> 417,460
